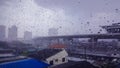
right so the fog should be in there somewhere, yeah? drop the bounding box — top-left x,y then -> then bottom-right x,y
0,0 -> 120,38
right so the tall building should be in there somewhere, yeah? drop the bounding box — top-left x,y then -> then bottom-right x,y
101,23 -> 120,33
0,25 -> 6,41
48,28 -> 58,36
8,25 -> 18,41
24,31 -> 32,40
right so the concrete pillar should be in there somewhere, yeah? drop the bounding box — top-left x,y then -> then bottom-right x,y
89,38 -> 98,43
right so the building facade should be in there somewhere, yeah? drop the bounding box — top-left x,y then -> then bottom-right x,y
46,49 -> 68,66
48,28 -> 58,36
8,25 -> 18,41
24,31 -> 32,40
0,25 -> 6,41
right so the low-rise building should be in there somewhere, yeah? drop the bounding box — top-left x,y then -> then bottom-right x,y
28,49 -> 68,66
0,49 -> 15,58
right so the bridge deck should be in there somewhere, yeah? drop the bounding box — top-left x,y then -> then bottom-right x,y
35,33 -> 120,39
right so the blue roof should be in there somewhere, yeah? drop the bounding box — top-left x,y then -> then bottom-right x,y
0,58 -> 49,68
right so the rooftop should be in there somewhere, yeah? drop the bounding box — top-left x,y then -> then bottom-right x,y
0,58 -> 49,68
51,61 -> 99,68
28,49 -> 62,60
49,44 -> 66,49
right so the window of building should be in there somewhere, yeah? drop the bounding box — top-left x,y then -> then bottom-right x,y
50,60 -> 54,65
55,59 -> 58,62
62,58 -> 65,62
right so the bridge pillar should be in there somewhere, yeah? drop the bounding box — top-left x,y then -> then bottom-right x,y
88,38 -> 98,51
89,38 -> 98,43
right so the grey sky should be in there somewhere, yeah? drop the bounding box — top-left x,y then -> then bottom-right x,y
0,0 -> 120,38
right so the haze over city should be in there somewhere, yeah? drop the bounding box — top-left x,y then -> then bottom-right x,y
0,0 -> 120,38
1,0 -> 120,68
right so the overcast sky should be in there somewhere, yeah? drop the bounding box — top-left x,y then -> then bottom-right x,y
0,0 -> 120,38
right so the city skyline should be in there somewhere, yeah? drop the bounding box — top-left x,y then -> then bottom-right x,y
0,1 -> 120,68
0,24 -> 62,40
0,25 -> 33,40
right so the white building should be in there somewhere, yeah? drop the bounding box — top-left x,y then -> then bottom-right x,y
29,49 -> 68,66
0,25 -> 6,41
46,49 -> 68,66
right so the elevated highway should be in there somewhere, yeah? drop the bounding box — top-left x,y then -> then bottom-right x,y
35,33 -> 120,39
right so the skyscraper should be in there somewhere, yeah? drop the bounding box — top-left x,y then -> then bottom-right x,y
24,31 -> 32,40
8,25 -> 18,41
48,28 -> 58,36
0,25 -> 6,41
